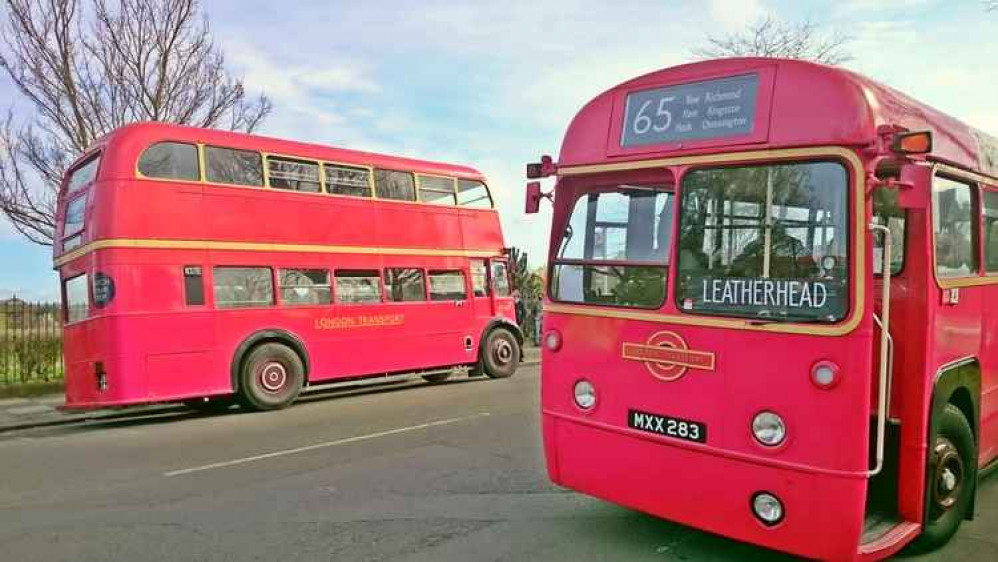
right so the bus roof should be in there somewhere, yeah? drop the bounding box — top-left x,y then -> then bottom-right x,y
558,57 -> 997,176
79,121 -> 486,182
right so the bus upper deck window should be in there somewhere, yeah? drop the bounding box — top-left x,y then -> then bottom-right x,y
268,157 -> 321,192
67,154 -> 100,193
138,142 -> 199,181
205,146 -> 263,187
458,179 -> 493,208
374,169 -> 416,201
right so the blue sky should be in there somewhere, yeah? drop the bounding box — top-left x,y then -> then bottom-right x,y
2,0 -> 997,301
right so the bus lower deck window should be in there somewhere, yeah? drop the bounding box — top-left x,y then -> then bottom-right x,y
428,270 -> 467,301
384,268 -> 426,302
279,268 -> 331,305
213,267 -> 274,308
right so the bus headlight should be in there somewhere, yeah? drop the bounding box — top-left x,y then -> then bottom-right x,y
573,379 -> 596,410
751,492 -> 784,526
752,411 -> 786,447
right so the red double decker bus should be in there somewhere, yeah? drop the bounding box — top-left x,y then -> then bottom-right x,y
54,122 -> 522,411
528,58 -> 997,559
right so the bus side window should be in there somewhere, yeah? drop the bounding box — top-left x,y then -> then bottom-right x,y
183,266 -> 205,306
492,261 -> 511,297
470,260 -> 489,297
139,142 -> 199,181
384,268 -> 426,302
872,188 -> 906,275
205,146 -> 264,187
374,169 -> 416,201
428,270 -> 466,301
983,190 -> 998,273
932,177 -> 978,278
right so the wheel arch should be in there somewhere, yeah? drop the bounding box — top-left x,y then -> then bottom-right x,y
928,356 -> 982,522
480,317 -> 523,347
230,329 -> 311,392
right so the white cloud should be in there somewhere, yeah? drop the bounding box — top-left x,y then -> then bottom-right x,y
707,0 -> 766,31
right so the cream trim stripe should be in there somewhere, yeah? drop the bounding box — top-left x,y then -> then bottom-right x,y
54,238 -> 502,266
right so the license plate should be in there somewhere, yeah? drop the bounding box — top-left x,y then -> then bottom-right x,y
628,409 -> 707,444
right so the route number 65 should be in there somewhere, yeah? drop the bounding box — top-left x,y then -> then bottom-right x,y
632,96 -> 676,135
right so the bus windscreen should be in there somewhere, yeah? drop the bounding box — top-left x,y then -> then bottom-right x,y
675,161 -> 848,323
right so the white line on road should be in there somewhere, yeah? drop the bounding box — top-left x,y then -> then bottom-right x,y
164,412 -> 491,477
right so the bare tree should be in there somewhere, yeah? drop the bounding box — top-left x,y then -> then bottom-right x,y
0,0 -> 271,245
693,16 -> 853,65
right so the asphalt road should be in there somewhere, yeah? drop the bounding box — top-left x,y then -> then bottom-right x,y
0,365 -> 994,561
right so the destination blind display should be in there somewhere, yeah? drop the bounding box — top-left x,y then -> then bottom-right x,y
679,276 -> 846,322
621,73 -> 759,148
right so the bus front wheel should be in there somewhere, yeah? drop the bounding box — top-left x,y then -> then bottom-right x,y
912,403 -> 977,552
481,328 -> 520,379
237,343 -> 304,411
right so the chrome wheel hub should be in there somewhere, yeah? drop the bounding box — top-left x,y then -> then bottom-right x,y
932,437 -> 964,511
493,339 -> 513,365
260,362 -> 288,393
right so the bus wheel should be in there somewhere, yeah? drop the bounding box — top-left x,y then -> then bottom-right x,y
183,396 -> 234,413
482,328 -> 520,379
422,372 -> 452,384
237,343 -> 304,411
912,403 -> 977,552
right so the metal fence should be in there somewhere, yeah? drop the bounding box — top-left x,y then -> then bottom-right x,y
0,300 -> 63,386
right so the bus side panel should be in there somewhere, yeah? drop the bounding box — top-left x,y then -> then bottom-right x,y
979,284 -> 998,465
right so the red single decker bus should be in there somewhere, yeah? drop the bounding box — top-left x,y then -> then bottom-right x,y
527,58 -> 997,560
54,122 -> 522,411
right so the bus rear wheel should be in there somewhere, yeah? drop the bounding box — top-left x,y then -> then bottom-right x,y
912,403 -> 977,552
237,343 -> 304,411
481,328 -> 520,379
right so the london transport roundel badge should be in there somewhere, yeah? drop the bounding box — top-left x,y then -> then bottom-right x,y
621,331 -> 716,382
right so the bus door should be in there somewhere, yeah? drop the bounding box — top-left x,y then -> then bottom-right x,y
469,258 -> 494,318
489,258 -> 516,322
424,268 -> 477,365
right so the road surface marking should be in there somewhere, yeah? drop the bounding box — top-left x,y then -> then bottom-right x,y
164,412 -> 491,477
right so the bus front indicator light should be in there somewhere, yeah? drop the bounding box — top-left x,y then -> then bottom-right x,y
545,330 -> 562,352
752,411 -> 786,447
811,361 -> 839,389
751,492 -> 784,526
573,379 -> 596,410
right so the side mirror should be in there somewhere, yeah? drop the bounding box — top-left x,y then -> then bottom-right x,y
896,164 -> 932,209
525,181 -> 543,214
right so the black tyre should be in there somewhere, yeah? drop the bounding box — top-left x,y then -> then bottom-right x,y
237,343 -> 305,411
912,403 -> 977,552
183,396 -> 235,413
422,372 -> 453,384
481,328 -> 520,379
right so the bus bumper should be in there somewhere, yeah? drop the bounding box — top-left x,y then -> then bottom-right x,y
543,411 -> 872,561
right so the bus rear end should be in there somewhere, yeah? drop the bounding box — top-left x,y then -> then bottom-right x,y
534,61 -> 887,560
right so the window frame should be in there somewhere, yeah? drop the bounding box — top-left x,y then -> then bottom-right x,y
931,174 -> 980,281
266,154 -> 322,193
491,260 -> 512,298
673,159 -> 852,323
66,153 -> 101,193
324,162 -> 374,198
384,267 -> 428,302
457,178 -> 494,208
277,268 -> 332,306
64,273 -> 90,323
211,266 -> 275,309
417,174 -> 458,205
548,184 -> 674,310
333,269 -> 383,305
427,269 -> 468,301
983,187 -> 998,275
872,187 -> 907,277
374,169 -> 418,202
137,141 -> 201,182
470,259 -> 490,297
204,145 -> 265,187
